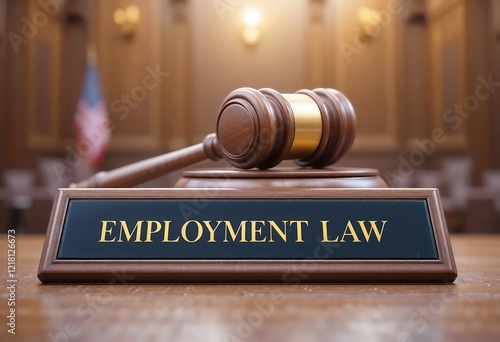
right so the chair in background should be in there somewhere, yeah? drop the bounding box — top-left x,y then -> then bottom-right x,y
2,170 -> 36,233
465,189 -> 499,233
38,158 -> 80,198
441,157 -> 472,210
414,170 -> 442,188
463,170 -> 500,233
483,170 -> 500,212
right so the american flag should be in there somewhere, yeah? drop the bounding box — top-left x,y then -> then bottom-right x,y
74,56 -> 110,169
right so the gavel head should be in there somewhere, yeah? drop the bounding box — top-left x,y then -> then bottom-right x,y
213,87 -> 356,169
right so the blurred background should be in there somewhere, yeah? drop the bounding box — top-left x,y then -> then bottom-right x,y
0,0 -> 499,234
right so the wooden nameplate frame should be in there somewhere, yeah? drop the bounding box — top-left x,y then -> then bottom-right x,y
38,188 -> 457,283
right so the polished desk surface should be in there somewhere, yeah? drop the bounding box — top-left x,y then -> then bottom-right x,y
1,234 -> 499,342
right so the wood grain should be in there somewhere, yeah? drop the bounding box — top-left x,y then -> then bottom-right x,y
1,234 -> 499,341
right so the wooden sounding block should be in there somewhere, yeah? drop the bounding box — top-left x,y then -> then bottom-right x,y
176,167 -> 388,189
40,87 -> 456,284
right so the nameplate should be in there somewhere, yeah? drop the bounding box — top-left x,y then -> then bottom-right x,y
38,188 -> 457,283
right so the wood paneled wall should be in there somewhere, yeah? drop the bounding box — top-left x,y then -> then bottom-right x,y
0,0 -> 6,173
1,0 -> 499,188
189,0 -> 309,143
493,0 -> 500,170
95,0 -> 164,152
307,0 -> 414,173
426,0 -> 499,184
331,0 -> 402,152
428,0 -> 467,150
3,0 -> 30,170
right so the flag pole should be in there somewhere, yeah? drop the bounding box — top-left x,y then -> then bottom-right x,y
74,44 -> 111,170
86,45 -> 97,63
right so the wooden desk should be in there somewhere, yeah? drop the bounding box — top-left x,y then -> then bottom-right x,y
1,234 -> 499,341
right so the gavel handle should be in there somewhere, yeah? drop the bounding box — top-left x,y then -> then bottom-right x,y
70,133 -> 222,188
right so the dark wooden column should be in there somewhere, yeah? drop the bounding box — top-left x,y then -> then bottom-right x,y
464,0 -> 495,184
491,0 -> 500,170
0,0 -> 6,173
3,0 -> 31,169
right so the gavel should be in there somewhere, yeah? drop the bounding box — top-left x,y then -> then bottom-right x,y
72,87 -> 356,188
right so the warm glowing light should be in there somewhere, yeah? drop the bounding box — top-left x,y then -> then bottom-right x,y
125,5 -> 140,23
113,5 -> 140,39
113,9 -> 126,25
242,8 -> 261,45
357,7 -> 381,26
242,27 -> 260,45
243,8 -> 261,27
357,6 -> 382,40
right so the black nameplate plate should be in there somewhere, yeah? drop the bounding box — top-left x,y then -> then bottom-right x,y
38,188 -> 457,283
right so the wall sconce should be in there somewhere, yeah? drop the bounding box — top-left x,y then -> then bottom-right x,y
242,8 -> 261,46
113,5 -> 140,39
357,6 -> 382,42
